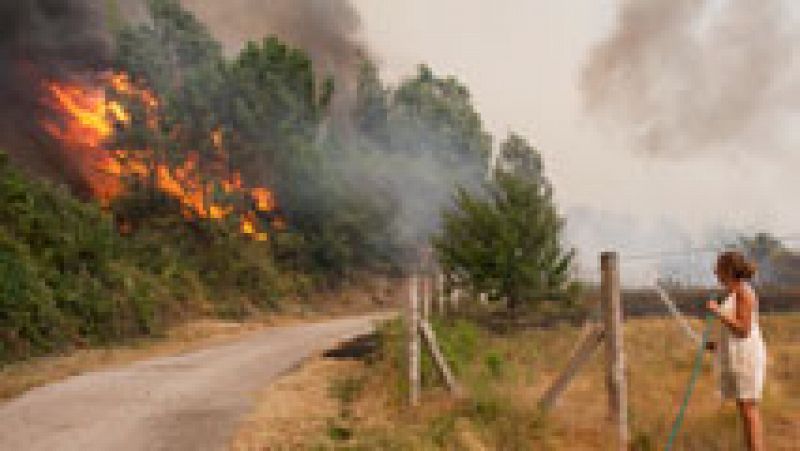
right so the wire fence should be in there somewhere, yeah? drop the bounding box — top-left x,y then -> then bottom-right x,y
573,236 -> 800,317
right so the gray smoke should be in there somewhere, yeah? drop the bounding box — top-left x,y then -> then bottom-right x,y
583,0 -> 800,156
0,0 -> 112,190
177,0 -> 486,257
0,0 -> 111,75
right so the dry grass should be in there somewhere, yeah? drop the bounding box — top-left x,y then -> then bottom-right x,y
231,357 -> 360,450
232,313 -> 799,450
553,314 -> 799,450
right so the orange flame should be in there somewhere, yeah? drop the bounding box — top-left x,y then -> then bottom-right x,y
43,72 -> 279,240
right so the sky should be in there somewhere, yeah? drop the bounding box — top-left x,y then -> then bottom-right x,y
351,0 -> 800,282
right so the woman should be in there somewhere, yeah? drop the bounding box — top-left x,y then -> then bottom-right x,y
707,251 -> 767,451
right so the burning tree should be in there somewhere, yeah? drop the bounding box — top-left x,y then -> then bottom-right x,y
42,70 -> 279,241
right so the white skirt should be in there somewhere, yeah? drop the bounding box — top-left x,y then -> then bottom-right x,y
719,330 -> 766,400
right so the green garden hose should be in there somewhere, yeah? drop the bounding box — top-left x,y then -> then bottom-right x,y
664,313 -> 714,451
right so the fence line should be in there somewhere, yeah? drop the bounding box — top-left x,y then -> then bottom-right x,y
654,284 -> 702,345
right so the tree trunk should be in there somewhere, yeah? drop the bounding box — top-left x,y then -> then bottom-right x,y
506,291 -> 521,312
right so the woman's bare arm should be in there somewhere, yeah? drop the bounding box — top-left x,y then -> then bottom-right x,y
718,285 -> 753,338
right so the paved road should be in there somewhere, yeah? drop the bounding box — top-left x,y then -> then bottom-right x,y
0,313 -> 392,451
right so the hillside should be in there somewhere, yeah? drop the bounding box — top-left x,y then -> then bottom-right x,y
0,150 -> 295,362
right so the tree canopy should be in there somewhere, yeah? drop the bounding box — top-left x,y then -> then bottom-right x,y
434,134 -> 575,310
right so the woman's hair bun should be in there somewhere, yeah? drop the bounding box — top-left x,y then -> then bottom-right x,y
717,251 -> 757,281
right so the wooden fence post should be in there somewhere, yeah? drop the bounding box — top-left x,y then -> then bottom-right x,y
436,272 -> 445,316
422,275 -> 430,320
408,275 -> 421,406
601,252 -> 628,450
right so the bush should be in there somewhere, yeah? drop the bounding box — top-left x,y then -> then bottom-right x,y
0,153 -> 288,363
0,232 -> 65,359
431,318 -> 479,375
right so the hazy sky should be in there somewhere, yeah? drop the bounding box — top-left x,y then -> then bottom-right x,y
352,0 -> 800,278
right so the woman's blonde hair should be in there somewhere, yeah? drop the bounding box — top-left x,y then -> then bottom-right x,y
716,251 -> 757,281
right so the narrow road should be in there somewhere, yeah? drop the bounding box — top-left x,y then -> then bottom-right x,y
0,313 -> 392,451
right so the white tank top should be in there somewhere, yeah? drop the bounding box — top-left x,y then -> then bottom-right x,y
718,283 -> 766,375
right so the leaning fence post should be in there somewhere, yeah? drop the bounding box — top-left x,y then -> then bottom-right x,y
601,251 -> 628,450
408,275 -> 421,406
538,322 -> 604,411
654,283 -> 701,345
419,319 -> 465,398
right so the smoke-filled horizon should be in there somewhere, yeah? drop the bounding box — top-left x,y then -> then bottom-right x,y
576,0 -> 800,281
583,0 -> 800,157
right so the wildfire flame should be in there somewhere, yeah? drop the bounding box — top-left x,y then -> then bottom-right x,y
43,72 -> 277,241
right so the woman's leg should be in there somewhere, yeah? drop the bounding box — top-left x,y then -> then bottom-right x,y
736,399 -> 764,451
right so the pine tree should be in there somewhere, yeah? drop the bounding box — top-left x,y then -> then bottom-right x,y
433,134 -> 574,310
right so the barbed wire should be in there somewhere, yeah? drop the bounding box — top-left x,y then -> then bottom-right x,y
604,233 -> 800,262
572,234 -> 800,285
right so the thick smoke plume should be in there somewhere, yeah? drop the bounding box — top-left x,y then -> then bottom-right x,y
583,0 -> 800,156
0,0 -> 111,189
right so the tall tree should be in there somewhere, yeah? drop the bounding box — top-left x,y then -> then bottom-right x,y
434,135 -> 574,310
353,60 -> 390,145
390,65 -> 491,168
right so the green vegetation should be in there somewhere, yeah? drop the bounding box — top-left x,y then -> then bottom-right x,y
0,150 -> 293,362
0,150 -> 148,361
434,134 -> 577,310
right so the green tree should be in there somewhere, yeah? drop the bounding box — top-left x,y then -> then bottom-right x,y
497,132 -> 543,181
228,36 -> 327,185
353,60 -> 391,145
433,136 -> 574,310
115,0 -> 223,93
350,63 -> 494,250
738,233 -> 800,286
389,65 -> 491,168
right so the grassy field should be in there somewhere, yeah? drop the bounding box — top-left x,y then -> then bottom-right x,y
525,313 -> 799,450
236,312 -> 798,450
